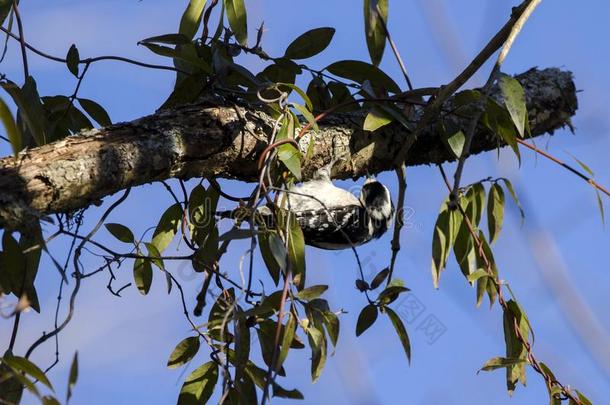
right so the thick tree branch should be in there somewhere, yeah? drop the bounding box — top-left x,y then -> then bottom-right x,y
0,68 -> 577,229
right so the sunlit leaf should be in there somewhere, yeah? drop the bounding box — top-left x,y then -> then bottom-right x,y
356,304 -> 378,336
479,357 -> 527,372
2,355 -> 53,390
277,143 -> 302,180
499,75 -> 527,137
133,258 -> 153,295
306,325 -> 326,382
179,0 -> 207,40
284,27 -> 335,60
152,203 -> 183,252
168,337 -> 201,369
224,0 -> 247,46
363,107 -> 393,131
296,285 -> 328,301
446,130 -> 466,159
364,0 -> 388,66
0,96 -> 21,156
178,361 -> 218,405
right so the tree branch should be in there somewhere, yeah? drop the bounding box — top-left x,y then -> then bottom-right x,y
0,68 -> 577,229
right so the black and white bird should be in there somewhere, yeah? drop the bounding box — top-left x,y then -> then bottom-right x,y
275,164 -> 394,250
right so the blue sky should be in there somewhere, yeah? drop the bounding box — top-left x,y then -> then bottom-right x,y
1,1 -> 609,404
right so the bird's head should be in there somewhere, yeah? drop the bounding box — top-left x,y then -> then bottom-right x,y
360,177 -> 394,237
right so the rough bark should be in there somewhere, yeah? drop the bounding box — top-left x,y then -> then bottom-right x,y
0,68 -> 577,229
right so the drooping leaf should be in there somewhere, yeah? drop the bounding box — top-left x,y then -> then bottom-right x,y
277,143 -> 302,180
66,352 -> 78,403
377,285 -> 410,305
179,0 -> 207,40
499,75 -> 527,138
596,189 -> 606,226
306,325 -> 327,382
168,337 -> 201,369
0,1 -> 12,25
487,183 -> 505,244
500,178 -> 525,222
326,60 -> 400,94
224,0 -> 247,46
133,258 -> 153,295
289,102 -> 318,131
284,27 -> 335,60
2,78 -> 47,146
364,0 -> 388,66
484,98 -> 521,162
276,313 -> 296,371
218,228 -> 256,241
2,355 -> 53,390
258,232 -> 281,285
279,83 -> 313,110
19,223 -> 43,313
178,361 -> 218,405
288,217 -> 306,288
356,304 -> 378,336
66,44 -> 80,77
431,207 -> 451,288
104,223 -> 135,244
0,96 -> 21,156
385,307 -> 411,363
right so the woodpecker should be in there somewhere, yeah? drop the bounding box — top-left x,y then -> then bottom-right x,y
275,164 -> 394,250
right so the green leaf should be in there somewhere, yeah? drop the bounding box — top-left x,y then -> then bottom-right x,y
77,98 -> 111,127
139,33 -> 192,45
284,27 -> 335,60
288,216 -> 306,289
268,233 -> 288,272
133,258 -> 153,295
575,390 -> 593,405
596,189 -> 605,226
0,1 -> 12,26
378,285 -> 409,305
224,0 -> 247,46
258,232 -> 281,285
42,396 -> 61,405
168,336 -> 201,369
306,325 -> 327,382
385,307 -> 411,363
500,178 -> 525,222
18,223 -> 43,313
326,60 -> 400,94
277,143 -> 302,180
139,43 -> 212,72
66,352 -> 78,403
568,154 -> 595,178
218,228 -> 256,241
484,98 -> 521,162
364,0 -> 388,66
487,183 -> 505,244
467,269 -> 488,283
356,304 -> 378,336
178,361 -> 218,405
446,130 -> 466,159
296,285 -> 328,301
431,207 -> 451,288
104,223 -> 135,244
66,44 -> 80,77
1,232 -> 25,297
151,203 -> 183,252
0,96 -> 21,156
277,313 -> 295,370
499,75 -> 527,137
321,310 -> 340,348
279,83 -> 313,110
289,102 -> 318,131
363,107 -> 393,131
179,0 -> 207,40
503,300 -> 529,394
370,267 -> 390,290
479,357 -> 528,372
2,355 -> 53,390
2,77 -> 47,146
